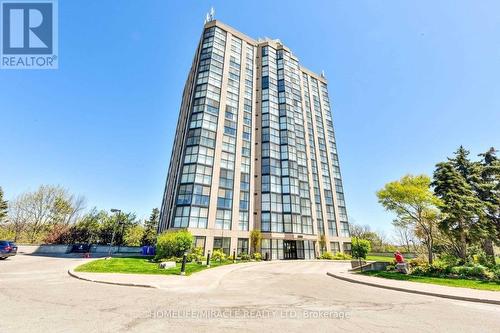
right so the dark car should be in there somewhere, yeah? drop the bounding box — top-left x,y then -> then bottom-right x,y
0,241 -> 18,260
71,244 -> 92,253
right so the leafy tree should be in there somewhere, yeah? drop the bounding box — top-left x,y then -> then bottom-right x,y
349,222 -> 389,252
351,237 -> 371,259
432,147 -> 486,261
250,229 -> 262,254
141,208 -> 159,246
0,187 -> 8,223
318,234 -> 327,254
124,225 -> 145,246
155,229 -> 193,259
70,208 -> 102,243
392,220 -> 418,253
6,185 -> 85,243
377,174 -> 440,263
44,224 -> 72,244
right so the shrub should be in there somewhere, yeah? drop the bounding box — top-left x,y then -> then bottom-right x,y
437,254 -> 460,267
319,252 -> 334,260
490,265 -> 500,280
351,237 -> 371,259
239,253 -> 251,261
427,260 -> 453,275
333,252 -> 352,260
187,247 -> 204,262
408,257 -> 428,269
450,264 -> 494,280
250,230 -> 262,253
155,230 -> 193,260
211,249 -> 226,262
252,252 -> 262,261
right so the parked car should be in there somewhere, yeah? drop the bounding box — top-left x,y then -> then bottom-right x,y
0,241 -> 18,260
71,243 -> 92,253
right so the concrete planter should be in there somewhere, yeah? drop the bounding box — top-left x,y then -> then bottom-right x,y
350,259 -> 367,269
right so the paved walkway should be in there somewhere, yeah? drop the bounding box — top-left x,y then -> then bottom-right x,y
327,266 -> 500,305
69,260 -> 270,291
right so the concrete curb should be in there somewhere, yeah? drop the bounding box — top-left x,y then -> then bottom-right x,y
326,272 -> 500,305
67,269 -> 156,289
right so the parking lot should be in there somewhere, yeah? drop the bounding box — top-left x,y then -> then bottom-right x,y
1,255 -> 499,332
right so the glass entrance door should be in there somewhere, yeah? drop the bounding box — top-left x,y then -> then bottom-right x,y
283,240 -> 297,260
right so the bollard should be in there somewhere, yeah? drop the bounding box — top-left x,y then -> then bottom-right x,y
206,250 -> 211,267
233,250 -> 236,263
180,251 -> 187,276
265,252 -> 269,261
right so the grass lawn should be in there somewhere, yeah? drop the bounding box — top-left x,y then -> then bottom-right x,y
366,255 -> 395,262
359,270 -> 500,291
74,256 -> 241,276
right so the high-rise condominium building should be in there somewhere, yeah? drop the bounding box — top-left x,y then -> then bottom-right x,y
159,19 -> 351,260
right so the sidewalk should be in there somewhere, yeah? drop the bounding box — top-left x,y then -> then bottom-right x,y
68,260 -> 267,291
327,267 -> 500,305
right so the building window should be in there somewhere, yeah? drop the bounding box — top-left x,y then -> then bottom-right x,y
188,207 -> 208,229
173,206 -> 190,228
213,237 -> 231,256
217,189 -> 233,209
328,220 -> 338,237
215,209 -> 231,230
340,222 -> 350,237
238,211 -> 249,231
343,242 -> 351,255
330,242 -> 340,254
194,236 -> 206,252
237,238 -> 248,255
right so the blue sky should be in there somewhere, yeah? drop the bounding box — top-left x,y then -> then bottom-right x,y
1,0 -> 499,237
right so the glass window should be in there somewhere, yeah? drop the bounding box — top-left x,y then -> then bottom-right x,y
215,209 -> 231,230
342,242 -> 351,255
330,242 -> 340,254
194,236 -> 206,252
213,237 -> 231,256
237,238 -> 249,255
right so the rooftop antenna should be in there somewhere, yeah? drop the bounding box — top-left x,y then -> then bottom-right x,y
321,70 -> 326,79
204,7 -> 216,24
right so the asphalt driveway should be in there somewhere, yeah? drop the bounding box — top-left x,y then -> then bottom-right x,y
0,255 -> 499,333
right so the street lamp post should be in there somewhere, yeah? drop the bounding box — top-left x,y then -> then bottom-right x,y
108,209 -> 122,257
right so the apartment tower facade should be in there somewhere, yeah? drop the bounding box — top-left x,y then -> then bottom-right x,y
159,19 -> 351,260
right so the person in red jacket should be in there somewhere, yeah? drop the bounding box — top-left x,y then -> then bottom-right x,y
394,251 -> 404,263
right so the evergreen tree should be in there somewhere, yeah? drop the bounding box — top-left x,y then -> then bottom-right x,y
476,147 -> 500,261
432,146 -> 486,261
141,208 -> 159,246
0,187 -> 7,223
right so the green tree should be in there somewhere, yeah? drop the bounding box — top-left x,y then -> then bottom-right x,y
0,187 -> 8,223
349,222 -> 389,252
141,208 -> 159,246
250,229 -> 262,254
377,174 -> 440,264
124,225 -> 145,246
318,234 -> 327,254
351,237 -> 371,259
155,229 -> 193,259
70,208 -> 102,243
432,147 -> 486,261
476,147 -> 500,262
98,211 -> 138,246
